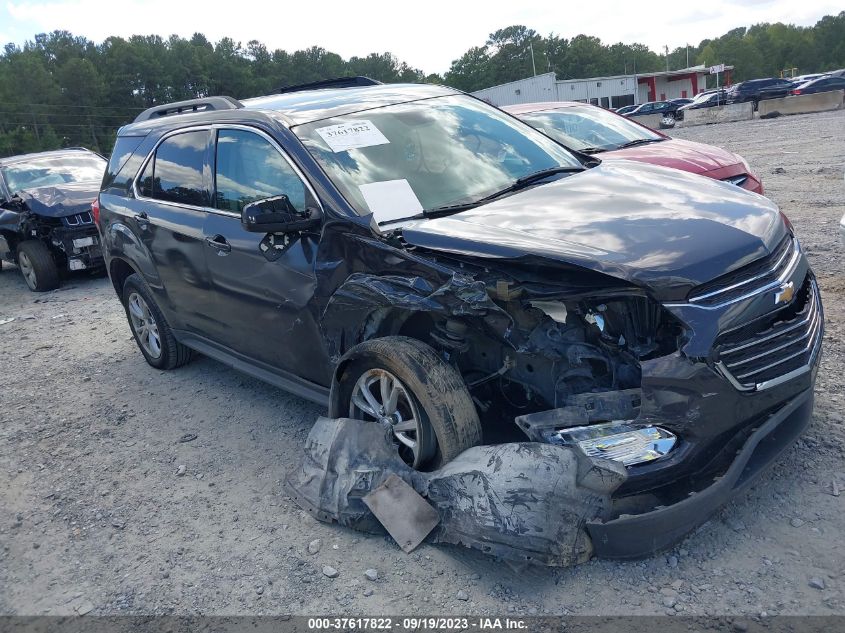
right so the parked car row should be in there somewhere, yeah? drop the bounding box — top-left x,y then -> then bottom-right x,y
616,69 -> 845,119
727,72 -> 845,109
0,77 -> 822,559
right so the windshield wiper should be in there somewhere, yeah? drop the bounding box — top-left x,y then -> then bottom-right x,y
377,166 -> 584,226
578,147 -> 606,154
513,165 -> 584,186
616,138 -> 664,149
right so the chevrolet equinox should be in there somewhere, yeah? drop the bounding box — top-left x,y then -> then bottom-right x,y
97,78 -> 822,558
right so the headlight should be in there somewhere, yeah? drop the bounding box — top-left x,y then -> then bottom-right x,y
544,421 -> 677,466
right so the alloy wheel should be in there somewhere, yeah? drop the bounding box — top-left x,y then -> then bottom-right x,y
18,251 -> 37,290
348,368 -> 435,468
127,292 -> 162,359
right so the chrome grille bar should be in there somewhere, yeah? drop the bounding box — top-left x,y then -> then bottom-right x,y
689,237 -> 797,305
716,277 -> 822,391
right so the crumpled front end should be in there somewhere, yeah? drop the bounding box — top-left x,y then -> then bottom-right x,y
314,216 -> 821,561
511,236 -> 822,558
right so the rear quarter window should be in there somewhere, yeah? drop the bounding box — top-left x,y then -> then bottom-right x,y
102,135 -> 146,193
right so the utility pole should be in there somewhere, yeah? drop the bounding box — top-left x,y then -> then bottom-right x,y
686,44 -> 689,68
664,45 -> 670,72
529,42 -> 537,77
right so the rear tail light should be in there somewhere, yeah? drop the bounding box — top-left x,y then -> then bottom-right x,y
791,89 -> 802,95
91,197 -> 100,226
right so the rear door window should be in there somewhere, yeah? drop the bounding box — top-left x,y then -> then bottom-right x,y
213,128 -> 307,214
139,130 -> 210,207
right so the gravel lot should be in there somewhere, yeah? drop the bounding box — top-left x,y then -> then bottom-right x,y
1,109 -> 844,617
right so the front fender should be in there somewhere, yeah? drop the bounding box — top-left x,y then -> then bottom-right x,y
318,271 -> 514,367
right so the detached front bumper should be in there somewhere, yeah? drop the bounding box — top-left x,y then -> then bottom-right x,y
586,386 -> 813,559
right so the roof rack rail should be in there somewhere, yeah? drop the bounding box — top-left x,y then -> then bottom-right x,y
277,76 -> 382,94
133,96 -> 243,123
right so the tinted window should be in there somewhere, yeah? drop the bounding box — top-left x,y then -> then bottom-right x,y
214,129 -> 307,213
143,130 -> 209,206
103,135 -> 145,192
138,159 -> 154,198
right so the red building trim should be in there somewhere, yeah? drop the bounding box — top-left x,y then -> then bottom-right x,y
637,76 -> 657,102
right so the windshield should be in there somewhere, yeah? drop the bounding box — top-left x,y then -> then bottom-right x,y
1,154 -> 106,194
293,95 -> 582,222
518,105 -> 663,153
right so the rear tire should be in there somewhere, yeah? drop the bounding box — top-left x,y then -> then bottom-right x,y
333,336 -> 482,470
122,273 -> 194,370
16,240 -> 59,292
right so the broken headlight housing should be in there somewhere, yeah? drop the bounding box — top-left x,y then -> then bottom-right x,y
545,421 -> 677,466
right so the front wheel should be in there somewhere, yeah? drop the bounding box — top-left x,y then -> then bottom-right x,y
17,240 -> 59,292
332,336 -> 482,470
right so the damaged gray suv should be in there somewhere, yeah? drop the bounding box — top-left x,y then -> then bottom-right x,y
97,78 -> 822,560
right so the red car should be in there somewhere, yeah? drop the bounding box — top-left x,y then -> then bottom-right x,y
503,101 -> 763,194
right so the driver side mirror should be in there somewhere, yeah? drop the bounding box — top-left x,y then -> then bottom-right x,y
241,195 -> 321,233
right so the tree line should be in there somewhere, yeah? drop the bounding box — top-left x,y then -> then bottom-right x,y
0,12 -> 842,158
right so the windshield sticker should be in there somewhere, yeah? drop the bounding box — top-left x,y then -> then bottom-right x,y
359,179 -> 423,223
315,120 -> 390,153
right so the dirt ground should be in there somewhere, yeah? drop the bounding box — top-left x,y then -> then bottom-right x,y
1,109 -> 844,617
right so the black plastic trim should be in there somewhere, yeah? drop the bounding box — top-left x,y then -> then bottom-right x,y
174,330 -> 330,406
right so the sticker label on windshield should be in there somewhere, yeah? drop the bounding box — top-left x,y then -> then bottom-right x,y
359,179 -> 423,224
315,120 -> 390,153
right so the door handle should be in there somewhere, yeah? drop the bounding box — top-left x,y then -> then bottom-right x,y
134,211 -> 150,228
205,234 -> 232,254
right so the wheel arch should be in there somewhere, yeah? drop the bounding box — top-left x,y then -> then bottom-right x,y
327,309 -> 441,417
108,256 -> 139,298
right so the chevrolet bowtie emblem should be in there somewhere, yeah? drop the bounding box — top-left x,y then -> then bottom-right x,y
775,281 -> 795,305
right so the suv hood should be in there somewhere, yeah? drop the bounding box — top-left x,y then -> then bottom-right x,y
600,138 -> 741,174
400,160 -> 785,301
15,180 -> 100,218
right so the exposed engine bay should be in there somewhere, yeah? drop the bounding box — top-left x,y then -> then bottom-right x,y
391,259 -> 686,442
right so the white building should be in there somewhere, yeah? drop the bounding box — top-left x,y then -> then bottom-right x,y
472,66 -> 734,108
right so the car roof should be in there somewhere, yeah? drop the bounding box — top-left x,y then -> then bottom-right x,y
502,101 -> 597,115
120,83 -> 462,135
242,83 -> 459,125
0,147 -> 101,167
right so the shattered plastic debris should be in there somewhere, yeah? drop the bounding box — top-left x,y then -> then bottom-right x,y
286,417 -> 627,566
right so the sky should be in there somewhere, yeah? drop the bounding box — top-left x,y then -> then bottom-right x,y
0,0 -> 841,74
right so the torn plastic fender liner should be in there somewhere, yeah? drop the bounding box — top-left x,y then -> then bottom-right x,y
286,417 -> 627,566
318,272 -> 514,361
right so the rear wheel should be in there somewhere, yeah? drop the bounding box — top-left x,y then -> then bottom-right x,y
334,336 -> 482,470
16,240 -> 59,292
122,273 -> 194,369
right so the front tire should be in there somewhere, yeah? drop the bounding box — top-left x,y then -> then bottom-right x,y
122,273 -> 194,370
332,336 -> 482,470
16,240 -> 59,292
